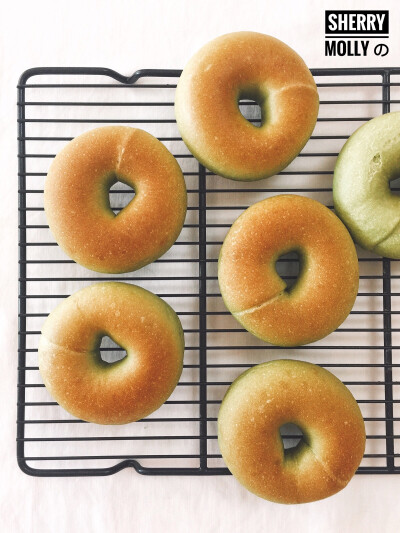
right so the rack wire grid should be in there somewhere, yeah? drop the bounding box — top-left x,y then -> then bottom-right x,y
17,66 -> 400,477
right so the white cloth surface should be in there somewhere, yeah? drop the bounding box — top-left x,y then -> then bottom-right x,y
1,0 -> 400,531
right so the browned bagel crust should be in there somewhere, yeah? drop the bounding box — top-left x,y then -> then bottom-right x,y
175,32 -> 319,181
44,127 -> 187,273
218,195 -> 359,346
38,282 -> 184,425
218,360 -> 366,504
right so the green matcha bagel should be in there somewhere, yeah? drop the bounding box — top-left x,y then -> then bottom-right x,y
218,360 -> 366,504
333,111 -> 400,258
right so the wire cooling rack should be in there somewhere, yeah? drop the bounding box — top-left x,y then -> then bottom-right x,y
18,67 -> 400,477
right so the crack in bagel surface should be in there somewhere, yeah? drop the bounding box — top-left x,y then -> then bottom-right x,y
304,442 -> 348,488
232,256 -> 302,317
372,215 -> 400,249
40,334 -> 131,371
108,129 -> 137,217
40,334 -> 96,356
271,82 -> 319,96
115,129 -> 135,172
40,300 -> 129,358
74,299 -> 86,323
233,290 -> 286,317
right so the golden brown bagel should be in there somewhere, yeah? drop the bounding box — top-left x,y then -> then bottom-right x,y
38,282 -> 184,424
175,32 -> 319,181
44,126 -> 187,273
218,360 -> 366,504
218,195 -> 359,346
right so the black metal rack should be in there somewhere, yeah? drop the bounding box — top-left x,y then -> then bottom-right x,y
18,67 -> 400,477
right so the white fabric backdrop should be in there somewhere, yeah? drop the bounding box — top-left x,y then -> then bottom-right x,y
1,0 -> 399,531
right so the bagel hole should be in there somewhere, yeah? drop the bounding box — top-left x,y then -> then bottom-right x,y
275,251 -> 301,291
389,176 -> 400,196
99,335 -> 127,364
108,181 -> 135,215
279,423 -> 304,453
238,99 -> 263,127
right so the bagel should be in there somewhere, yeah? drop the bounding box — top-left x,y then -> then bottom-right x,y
38,282 -> 184,424
218,360 -> 366,504
175,31 -> 319,181
44,126 -> 187,273
218,195 -> 359,346
333,111 -> 400,258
